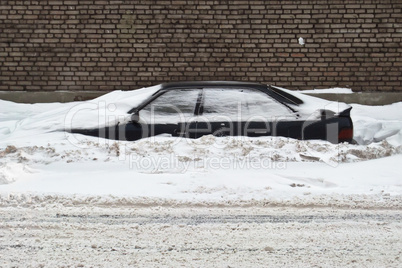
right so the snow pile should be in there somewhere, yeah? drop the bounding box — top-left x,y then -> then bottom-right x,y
273,85 -> 352,118
1,135 -> 400,175
0,85 -> 401,206
0,85 -> 160,138
299,88 -> 354,94
352,102 -> 402,145
1,192 -> 402,209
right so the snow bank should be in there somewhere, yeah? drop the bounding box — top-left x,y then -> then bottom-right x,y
0,86 -> 401,207
0,133 -> 401,205
299,88 -> 354,94
273,86 -> 351,118
1,191 -> 402,209
0,85 -> 160,139
351,102 -> 402,145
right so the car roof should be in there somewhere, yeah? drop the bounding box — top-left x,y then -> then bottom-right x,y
159,81 -> 303,105
128,81 -> 303,114
160,81 -> 268,91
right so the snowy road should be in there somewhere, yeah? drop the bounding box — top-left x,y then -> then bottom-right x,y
1,206 -> 401,267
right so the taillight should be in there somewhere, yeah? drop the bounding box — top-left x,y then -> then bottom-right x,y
338,128 -> 353,142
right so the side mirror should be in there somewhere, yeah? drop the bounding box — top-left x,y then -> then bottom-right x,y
131,111 -> 140,123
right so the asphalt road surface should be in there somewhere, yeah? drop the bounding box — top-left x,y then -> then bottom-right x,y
1,206 -> 401,267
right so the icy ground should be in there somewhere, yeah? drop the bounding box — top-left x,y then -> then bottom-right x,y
1,206 -> 402,267
0,88 -> 401,207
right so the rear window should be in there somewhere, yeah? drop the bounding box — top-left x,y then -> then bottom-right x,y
201,88 -> 296,121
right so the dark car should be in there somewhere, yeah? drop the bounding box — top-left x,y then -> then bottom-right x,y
70,81 -> 353,143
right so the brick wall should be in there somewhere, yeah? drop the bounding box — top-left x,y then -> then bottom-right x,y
0,0 -> 401,92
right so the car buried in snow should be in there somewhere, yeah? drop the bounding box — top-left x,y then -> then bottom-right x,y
70,81 -> 354,143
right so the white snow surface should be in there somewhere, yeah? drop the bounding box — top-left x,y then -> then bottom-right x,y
0,85 -> 160,137
299,88 -> 354,94
0,85 -> 401,207
273,85 -> 352,118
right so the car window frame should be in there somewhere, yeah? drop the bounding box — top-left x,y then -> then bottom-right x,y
135,88 -> 202,123
197,86 -> 296,119
127,85 -> 298,120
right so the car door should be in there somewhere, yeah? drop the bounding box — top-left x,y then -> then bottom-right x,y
194,87 -> 297,138
135,88 -> 201,139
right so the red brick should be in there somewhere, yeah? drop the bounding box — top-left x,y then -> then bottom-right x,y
0,1 -> 399,92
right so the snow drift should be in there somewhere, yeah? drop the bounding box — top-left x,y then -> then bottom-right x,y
0,85 -> 401,206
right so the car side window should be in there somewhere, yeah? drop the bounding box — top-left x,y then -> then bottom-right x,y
139,89 -> 200,123
201,88 -> 294,121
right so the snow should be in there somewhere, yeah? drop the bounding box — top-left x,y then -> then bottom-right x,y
273,85 -> 352,118
201,87 -> 295,120
0,85 -> 401,208
352,102 -> 402,145
0,84 -> 160,137
2,206 -> 401,267
300,88 -> 354,94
